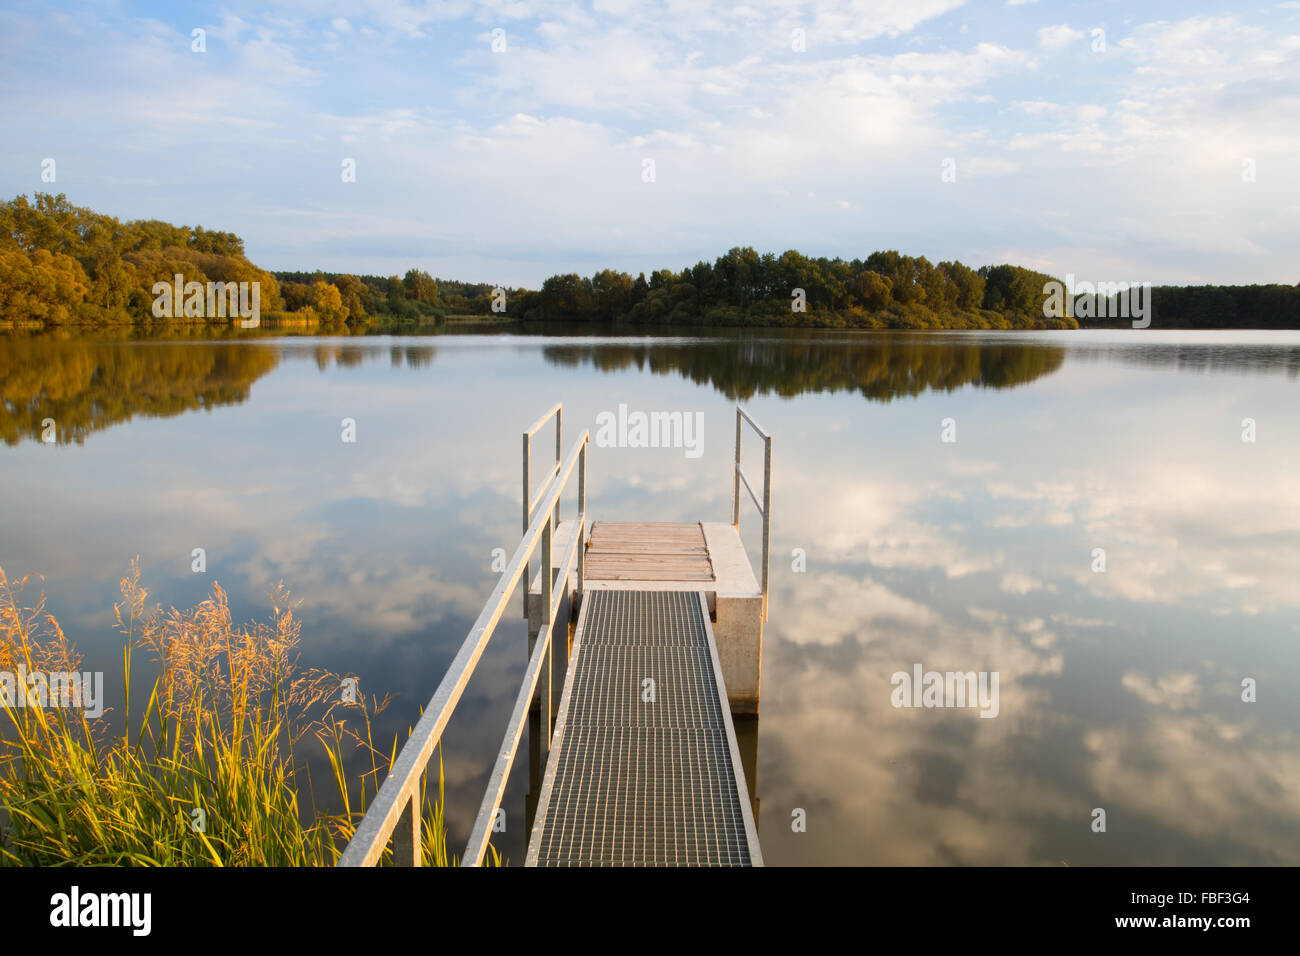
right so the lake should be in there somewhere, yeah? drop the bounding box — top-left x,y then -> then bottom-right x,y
1,327 -> 1297,865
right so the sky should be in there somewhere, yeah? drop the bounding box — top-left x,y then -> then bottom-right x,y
2,0 -> 1298,287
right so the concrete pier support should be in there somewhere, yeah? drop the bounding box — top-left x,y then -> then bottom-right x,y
702,522 -> 763,715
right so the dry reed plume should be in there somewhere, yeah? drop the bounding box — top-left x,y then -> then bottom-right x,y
0,560 -> 468,866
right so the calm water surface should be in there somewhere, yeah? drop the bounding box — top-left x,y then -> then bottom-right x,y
2,328 -> 1298,865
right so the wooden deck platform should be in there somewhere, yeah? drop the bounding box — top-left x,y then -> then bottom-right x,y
584,521 -> 716,582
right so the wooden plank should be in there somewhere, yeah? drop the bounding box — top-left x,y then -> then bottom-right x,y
591,540 -> 705,548
585,555 -> 715,582
584,569 -> 715,582
591,532 -> 705,546
592,521 -> 700,528
590,522 -> 704,539
592,557 -> 705,565
588,547 -> 708,555
589,555 -> 706,562
592,528 -> 701,535
585,558 -> 713,573
585,553 -> 713,565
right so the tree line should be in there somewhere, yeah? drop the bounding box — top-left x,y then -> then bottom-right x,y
270,269 -> 515,323
512,250 -> 1070,329
1,193 -> 283,324
3,194 -> 1296,329
508,251 -> 1300,329
0,193 -> 460,328
1084,284 -> 1300,330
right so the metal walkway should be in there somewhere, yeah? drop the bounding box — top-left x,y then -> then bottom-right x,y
526,590 -> 762,866
338,403 -> 769,867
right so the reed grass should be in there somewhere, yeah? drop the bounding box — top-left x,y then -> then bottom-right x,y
0,561 -> 487,866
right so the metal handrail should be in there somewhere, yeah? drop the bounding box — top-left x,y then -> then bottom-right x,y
731,406 -> 771,621
463,511 -> 582,863
338,420 -> 588,867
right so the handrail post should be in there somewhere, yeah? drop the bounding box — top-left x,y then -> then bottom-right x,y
523,403 -> 564,618
734,405 -> 772,620
541,515 -> 553,744
554,407 -> 562,528
732,407 -> 742,527
761,432 -> 771,622
522,432 -> 531,617
393,790 -> 420,866
577,438 -> 587,601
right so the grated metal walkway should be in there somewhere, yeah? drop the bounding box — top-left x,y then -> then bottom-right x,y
526,590 -> 762,866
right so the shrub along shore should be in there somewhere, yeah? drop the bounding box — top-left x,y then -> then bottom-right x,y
0,562 -> 490,866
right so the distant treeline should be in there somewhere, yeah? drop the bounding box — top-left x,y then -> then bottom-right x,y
1086,284 -> 1300,330
3,194 -> 1296,329
0,193 -> 466,328
506,252 -> 1300,329
271,269 -> 512,322
1,193 -> 282,325
510,250 -> 1069,329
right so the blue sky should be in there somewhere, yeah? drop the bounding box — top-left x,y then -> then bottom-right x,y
2,0 -> 1298,286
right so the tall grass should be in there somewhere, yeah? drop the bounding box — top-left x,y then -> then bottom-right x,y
0,561 -> 477,866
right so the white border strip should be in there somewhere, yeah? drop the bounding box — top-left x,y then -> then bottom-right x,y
697,591 -> 764,866
524,590 -> 592,866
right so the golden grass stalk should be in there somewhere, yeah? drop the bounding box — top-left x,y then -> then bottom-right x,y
0,561 -> 479,866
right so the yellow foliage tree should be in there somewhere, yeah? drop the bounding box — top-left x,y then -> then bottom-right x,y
0,247 -> 89,324
311,281 -> 348,322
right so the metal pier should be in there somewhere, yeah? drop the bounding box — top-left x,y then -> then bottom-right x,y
338,403 -> 770,867
526,590 -> 762,866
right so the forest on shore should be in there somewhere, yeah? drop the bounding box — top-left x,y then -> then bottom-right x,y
3,193 -> 1297,331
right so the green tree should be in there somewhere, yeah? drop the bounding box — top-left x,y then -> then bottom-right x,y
403,269 -> 440,305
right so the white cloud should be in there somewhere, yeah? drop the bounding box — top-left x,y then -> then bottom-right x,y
1121,670 -> 1201,710
1012,99 -> 1061,114
1038,24 -> 1085,49
1000,571 -> 1041,595
807,0 -> 968,44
